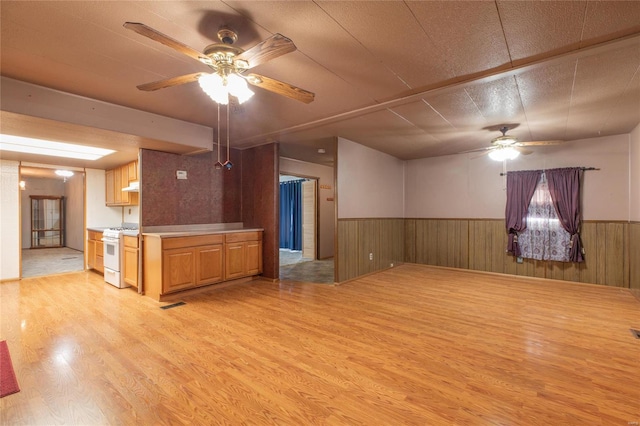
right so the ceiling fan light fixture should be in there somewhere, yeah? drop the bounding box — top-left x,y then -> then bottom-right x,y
226,74 -> 254,104
491,135 -> 518,146
488,147 -> 520,161
199,73 -> 229,104
198,72 -> 254,105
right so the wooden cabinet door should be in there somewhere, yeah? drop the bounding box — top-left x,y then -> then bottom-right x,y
246,241 -> 262,276
105,169 -> 115,206
128,160 -> 138,182
123,247 -> 138,288
95,238 -> 104,273
120,165 -> 130,205
225,242 -> 246,280
163,248 -> 196,293
87,239 -> 96,269
197,244 -> 223,285
113,167 -> 122,204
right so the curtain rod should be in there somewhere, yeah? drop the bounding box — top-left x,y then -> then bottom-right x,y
499,167 -> 599,176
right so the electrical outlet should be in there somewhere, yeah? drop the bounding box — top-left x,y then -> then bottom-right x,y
369,253 -> 373,261
390,263 -> 394,267
517,256 -> 523,264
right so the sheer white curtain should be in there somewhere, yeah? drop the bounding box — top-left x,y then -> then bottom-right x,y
518,173 -> 571,262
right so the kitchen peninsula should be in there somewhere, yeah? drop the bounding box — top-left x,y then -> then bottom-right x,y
142,223 -> 263,301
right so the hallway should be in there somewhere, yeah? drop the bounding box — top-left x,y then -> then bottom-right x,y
279,249 -> 334,284
21,247 -> 84,278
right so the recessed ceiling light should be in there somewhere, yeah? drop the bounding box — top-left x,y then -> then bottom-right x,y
55,170 -> 74,177
0,134 -> 115,160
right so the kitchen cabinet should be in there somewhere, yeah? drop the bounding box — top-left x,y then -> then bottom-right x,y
105,170 -> 115,206
197,244 -> 224,285
87,230 -> 104,273
224,231 -> 263,280
123,235 -> 139,289
105,160 -> 139,206
143,230 -> 262,301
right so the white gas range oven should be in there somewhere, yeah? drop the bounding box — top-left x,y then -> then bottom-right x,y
102,225 -> 139,288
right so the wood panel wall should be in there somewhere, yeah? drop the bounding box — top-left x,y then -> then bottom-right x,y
630,222 -> 640,292
336,219 -> 404,282
404,219 -> 632,288
242,143 -> 279,280
338,218 -> 635,288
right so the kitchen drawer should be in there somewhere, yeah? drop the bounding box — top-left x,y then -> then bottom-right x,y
95,254 -> 104,273
225,231 -> 261,243
163,234 -> 224,250
124,235 -> 139,248
88,230 -> 103,241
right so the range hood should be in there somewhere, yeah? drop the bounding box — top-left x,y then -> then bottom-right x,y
122,181 -> 139,192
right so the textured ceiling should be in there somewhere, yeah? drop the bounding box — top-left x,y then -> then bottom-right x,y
1,1 -> 640,169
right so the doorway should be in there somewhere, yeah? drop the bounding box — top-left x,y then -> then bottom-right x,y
20,166 -> 85,278
279,176 -> 315,259
279,174 -> 334,284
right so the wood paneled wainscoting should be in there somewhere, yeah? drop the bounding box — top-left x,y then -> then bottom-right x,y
337,219 -> 404,282
630,222 -> 640,297
405,219 -> 636,288
337,218 -> 637,288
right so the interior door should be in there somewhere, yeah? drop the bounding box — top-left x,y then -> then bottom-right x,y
302,180 -> 317,260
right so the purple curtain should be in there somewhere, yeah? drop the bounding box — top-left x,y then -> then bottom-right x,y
505,170 -> 542,257
546,167 -> 584,262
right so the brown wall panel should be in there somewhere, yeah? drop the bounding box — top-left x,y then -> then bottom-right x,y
140,148 -> 242,226
337,220 -> 358,282
404,219 -> 416,263
401,218 -> 632,289
630,223 -> 640,290
579,223 -> 598,284
337,218 -> 404,283
242,143 -> 278,280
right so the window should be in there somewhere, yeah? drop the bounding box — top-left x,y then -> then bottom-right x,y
517,173 -> 571,262
505,167 -> 584,263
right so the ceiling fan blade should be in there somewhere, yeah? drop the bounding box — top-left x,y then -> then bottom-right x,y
470,150 -> 492,159
124,22 -> 207,64
136,72 -> 207,91
519,140 -> 564,146
460,146 -> 495,154
236,34 -> 296,69
515,147 -> 533,155
246,73 -> 314,103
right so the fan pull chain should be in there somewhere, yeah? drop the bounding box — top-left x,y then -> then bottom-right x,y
215,103 -> 222,169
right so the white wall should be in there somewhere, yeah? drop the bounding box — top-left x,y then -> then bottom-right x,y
123,205 -> 140,225
0,160 -> 20,281
630,123 -> 640,222
65,173 -> 85,251
280,157 -> 335,259
337,137 -> 405,218
85,168 -> 122,229
405,134 -> 631,221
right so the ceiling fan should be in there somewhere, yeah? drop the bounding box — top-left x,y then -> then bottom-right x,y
123,22 -> 315,104
466,126 -> 564,161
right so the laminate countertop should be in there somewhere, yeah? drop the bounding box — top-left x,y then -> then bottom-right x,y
142,228 -> 263,238
87,227 -> 108,233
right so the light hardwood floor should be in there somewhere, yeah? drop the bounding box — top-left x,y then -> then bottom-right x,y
1,264 -> 639,425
